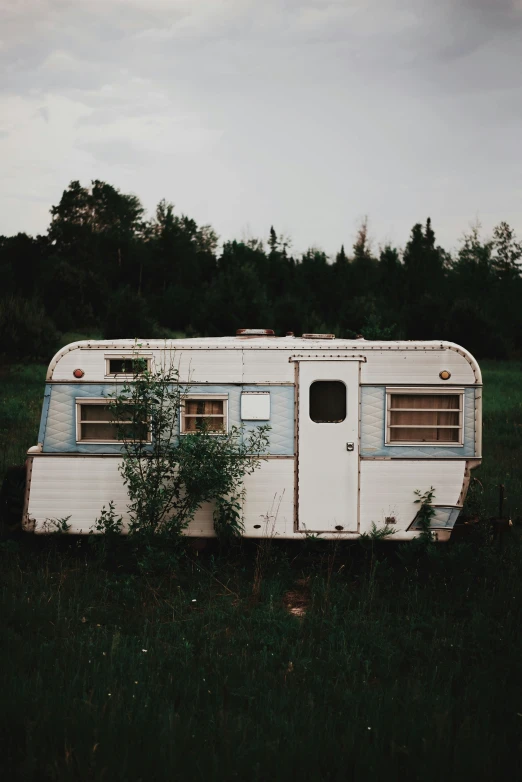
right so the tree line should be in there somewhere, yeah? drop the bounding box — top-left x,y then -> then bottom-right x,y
1,179 -> 521,361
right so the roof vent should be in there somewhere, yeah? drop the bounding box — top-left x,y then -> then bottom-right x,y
236,329 -> 275,337
301,333 -> 335,340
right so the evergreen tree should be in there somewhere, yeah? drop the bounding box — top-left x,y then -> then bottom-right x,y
0,176 -> 519,360
491,221 -> 522,280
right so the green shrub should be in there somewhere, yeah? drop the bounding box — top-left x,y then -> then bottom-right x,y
98,346 -> 270,563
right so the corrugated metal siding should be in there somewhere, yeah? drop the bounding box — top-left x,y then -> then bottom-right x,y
51,347 -> 103,381
174,350 -> 243,383
187,459 -> 295,538
359,460 -> 466,532
51,343 -> 478,386
28,457 -> 130,534
51,347 -> 243,383
240,458 -> 294,537
28,457 -> 294,537
43,384 -> 294,456
360,350 -> 476,385
360,386 -> 477,458
242,349 -> 295,383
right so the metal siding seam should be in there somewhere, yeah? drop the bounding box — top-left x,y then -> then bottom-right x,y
27,452 -> 295,460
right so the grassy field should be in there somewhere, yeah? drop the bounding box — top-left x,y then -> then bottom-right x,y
1,360 -> 522,780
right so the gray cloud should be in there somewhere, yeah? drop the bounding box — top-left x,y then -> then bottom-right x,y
79,137 -> 158,166
0,0 -> 521,252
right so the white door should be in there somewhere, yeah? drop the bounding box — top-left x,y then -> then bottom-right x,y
297,361 -> 359,532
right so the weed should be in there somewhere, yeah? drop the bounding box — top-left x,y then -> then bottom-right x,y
413,486 -> 436,542
39,515 -> 72,534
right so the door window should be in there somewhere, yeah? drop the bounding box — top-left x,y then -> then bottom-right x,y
309,381 -> 346,423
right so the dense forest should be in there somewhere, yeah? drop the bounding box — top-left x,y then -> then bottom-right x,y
1,179 -> 521,361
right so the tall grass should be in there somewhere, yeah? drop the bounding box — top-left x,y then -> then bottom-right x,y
0,364 -> 46,478
466,360 -> 522,521
2,534 -> 522,781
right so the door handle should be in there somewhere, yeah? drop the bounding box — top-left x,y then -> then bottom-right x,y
346,442 -> 354,451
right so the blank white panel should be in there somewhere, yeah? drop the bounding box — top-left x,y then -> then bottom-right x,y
241,392 -> 271,420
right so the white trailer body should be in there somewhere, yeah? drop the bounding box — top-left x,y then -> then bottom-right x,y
23,337 -> 482,541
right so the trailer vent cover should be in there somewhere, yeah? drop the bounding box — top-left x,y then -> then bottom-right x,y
301,333 -> 335,340
236,329 -> 275,337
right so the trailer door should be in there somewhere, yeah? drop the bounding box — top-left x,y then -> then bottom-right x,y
297,360 -> 359,532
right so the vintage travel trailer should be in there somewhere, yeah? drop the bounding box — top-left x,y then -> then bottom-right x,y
23,333 -> 482,541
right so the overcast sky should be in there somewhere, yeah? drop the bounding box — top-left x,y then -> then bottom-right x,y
1,0 -> 521,256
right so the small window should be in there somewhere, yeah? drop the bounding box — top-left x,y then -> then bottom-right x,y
181,396 -> 228,434
309,381 -> 346,423
76,400 -> 150,443
105,357 -> 151,376
386,390 -> 463,445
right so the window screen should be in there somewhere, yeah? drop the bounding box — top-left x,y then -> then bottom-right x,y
107,358 -> 150,375
77,402 -> 150,442
309,381 -> 346,423
181,397 -> 227,433
387,392 -> 462,444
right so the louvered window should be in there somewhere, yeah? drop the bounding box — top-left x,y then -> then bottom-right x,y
181,396 -> 228,434
76,399 -> 150,443
386,389 -> 464,445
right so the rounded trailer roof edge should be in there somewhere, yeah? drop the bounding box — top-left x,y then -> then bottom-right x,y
46,338 -> 482,384
437,341 -> 482,385
46,339 -> 92,381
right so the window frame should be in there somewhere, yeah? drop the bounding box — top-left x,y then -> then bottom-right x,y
180,394 -> 229,436
385,387 -> 465,447
104,354 -> 152,378
309,379 -> 347,424
75,398 -> 152,444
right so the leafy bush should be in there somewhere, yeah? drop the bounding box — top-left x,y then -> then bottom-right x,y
101,348 -> 270,553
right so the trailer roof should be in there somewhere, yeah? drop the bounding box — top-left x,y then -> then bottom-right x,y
51,336 -> 474,350
48,337 -> 481,383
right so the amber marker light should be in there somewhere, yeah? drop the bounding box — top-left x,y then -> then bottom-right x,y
439,370 -> 451,380
73,369 -> 85,378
